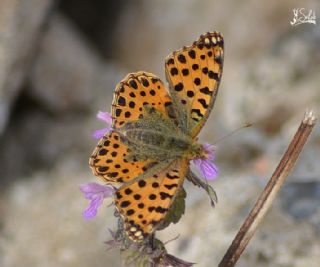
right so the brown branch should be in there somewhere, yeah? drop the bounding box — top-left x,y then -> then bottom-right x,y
218,110 -> 317,267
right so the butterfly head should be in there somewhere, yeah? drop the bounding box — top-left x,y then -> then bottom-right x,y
191,143 -> 218,180
187,141 -> 213,160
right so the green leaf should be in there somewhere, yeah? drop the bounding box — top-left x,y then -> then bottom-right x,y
186,170 -> 218,207
157,187 -> 187,230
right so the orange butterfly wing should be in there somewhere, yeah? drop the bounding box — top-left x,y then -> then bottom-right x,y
114,159 -> 188,241
165,31 -> 224,137
111,71 -> 174,128
89,131 -> 153,183
89,72 -> 175,183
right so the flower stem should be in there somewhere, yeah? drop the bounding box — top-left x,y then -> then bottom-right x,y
218,110 -> 317,267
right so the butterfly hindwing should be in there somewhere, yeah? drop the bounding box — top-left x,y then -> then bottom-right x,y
89,131 -> 155,183
114,159 -> 188,241
165,31 -> 224,137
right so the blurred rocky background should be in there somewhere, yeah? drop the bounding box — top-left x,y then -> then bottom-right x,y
0,0 -> 319,266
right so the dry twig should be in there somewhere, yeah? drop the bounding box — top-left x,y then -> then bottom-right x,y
218,110 -> 317,267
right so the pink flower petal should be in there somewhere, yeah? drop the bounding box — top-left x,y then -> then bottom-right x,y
80,183 -> 114,219
203,143 -> 216,160
200,159 -> 219,180
83,195 -> 103,219
97,111 -> 112,124
192,144 -> 219,181
79,182 -> 114,197
92,111 -> 113,139
92,127 -> 111,139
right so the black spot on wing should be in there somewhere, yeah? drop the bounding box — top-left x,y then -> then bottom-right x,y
164,183 -> 178,190
178,54 -> 186,63
117,96 -> 126,106
208,71 -> 219,81
198,99 -> 208,109
170,67 -> 178,76
191,109 -> 204,117
200,87 -> 212,95
188,49 -> 196,59
128,79 -> 138,89
167,58 -> 174,65
160,192 -> 173,200
182,69 -> 189,76
174,83 -> 184,92
120,200 -> 131,208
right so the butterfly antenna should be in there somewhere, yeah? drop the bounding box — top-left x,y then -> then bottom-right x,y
164,234 -> 180,245
212,122 -> 252,145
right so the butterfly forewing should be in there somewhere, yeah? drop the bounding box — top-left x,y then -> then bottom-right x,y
111,72 -> 174,128
165,31 -> 224,137
90,72 -> 176,183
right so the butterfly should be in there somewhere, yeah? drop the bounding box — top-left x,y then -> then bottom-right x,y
89,32 -> 224,242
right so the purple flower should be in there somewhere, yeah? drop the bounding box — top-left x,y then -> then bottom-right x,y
92,111 -> 113,139
79,182 -> 114,219
192,143 -> 218,180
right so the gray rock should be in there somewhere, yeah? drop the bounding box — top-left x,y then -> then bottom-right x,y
0,0 -> 54,134
0,13 -> 127,183
29,13 -> 125,114
223,25 -> 320,133
0,109 -> 95,182
280,182 -> 320,221
0,156 -> 121,267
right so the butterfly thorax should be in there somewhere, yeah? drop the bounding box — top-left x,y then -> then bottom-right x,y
117,106 -> 202,162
